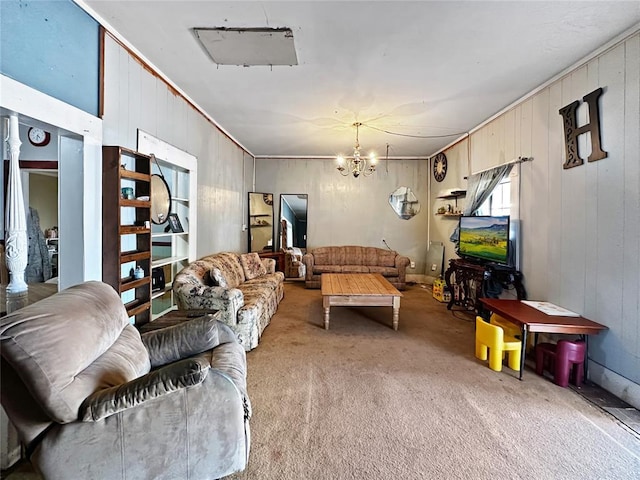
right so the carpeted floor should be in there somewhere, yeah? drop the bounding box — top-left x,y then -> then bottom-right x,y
227,282 -> 639,480
3,282 -> 639,479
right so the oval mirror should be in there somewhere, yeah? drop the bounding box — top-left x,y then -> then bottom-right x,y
389,186 -> 421,220
151,174 -> 172,224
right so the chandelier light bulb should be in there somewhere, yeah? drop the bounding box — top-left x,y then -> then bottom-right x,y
335,122 -> 377,178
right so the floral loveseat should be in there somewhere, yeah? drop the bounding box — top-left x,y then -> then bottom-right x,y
173,252 -> 284,350
302,246 -> 410,290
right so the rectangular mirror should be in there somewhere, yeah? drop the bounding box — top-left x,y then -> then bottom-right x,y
248,192 -> 274,253
279,194 -> 308,250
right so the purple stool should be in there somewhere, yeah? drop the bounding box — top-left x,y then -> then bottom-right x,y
535,340 -> 586,387
535,342 -> 556,377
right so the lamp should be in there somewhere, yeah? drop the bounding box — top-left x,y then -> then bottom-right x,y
336,122 -> 377,177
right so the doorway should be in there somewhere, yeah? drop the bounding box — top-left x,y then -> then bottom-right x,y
3,160 -> 59,283
27,169 -> 59,280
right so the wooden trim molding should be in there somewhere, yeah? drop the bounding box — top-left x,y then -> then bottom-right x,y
99,26 -> 106,119
3,161 -> 58,201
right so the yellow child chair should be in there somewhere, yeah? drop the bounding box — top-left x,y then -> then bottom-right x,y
475,316 -> 521,372
489,313 -> 521,338
490,313 -> 536,351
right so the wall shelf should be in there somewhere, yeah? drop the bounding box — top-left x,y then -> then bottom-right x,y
121,250 -> 151,263
437,190 -> 466,216
102,145 -> 152,326
152,255 -> 189,269
151,232 -> 189,239
151,284 -> 174,300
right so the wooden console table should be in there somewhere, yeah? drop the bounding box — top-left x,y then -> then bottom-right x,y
258,250 -> 285,272
444,258 -> 526,313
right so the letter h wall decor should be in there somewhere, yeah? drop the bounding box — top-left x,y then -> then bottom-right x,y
558,87 -> 608,170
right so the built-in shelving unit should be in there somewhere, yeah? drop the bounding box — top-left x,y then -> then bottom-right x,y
137,129 -> 197,320
102,146 -> 152,326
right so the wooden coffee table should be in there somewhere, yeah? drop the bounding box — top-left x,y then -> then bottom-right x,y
321,273 -> 403,330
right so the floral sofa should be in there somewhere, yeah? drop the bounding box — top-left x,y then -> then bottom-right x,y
173,252 -> 285,350
302,246 -> 410,290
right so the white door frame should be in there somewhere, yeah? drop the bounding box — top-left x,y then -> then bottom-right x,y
1,74 -> 103,287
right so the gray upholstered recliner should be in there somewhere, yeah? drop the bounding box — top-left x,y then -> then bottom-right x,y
0,281 -> 251,480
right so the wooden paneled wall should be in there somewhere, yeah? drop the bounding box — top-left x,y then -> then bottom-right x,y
100,24 -> 638,404
256,158 -> 430,273
432,31 -> 639,399
101,35 -> 252,257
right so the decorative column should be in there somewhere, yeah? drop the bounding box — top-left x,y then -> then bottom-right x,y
5,112 -> 29,313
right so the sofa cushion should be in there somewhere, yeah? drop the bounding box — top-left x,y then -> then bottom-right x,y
0,281 -> 151,423
372,248 -> 397,267
244,272 -> 285,291
313,246 -> 346,266
368,265 -> 399,276
188,260 -> 216,286
342,246 -> 365,265
314,265 -> 343,274
341,265 -> 370,273
210,267 -> 229,288
208,252 -> 246,289
240,252 -> 267,280
73,325 -> 151,393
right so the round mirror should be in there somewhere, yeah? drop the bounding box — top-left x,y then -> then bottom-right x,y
151,174 -> 171,224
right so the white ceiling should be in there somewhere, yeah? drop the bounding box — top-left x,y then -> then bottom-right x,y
81,1 -> 640,159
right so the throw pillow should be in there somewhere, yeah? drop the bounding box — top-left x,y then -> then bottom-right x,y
240,252 -> 267,280
209,268 -> 228,288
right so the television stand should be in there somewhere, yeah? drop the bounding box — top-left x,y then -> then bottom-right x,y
444,258 -> 526,314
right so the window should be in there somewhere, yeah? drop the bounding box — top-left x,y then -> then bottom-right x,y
477,177 -> 510,216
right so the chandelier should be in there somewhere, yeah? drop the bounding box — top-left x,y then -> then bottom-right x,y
336,122 -> 377,177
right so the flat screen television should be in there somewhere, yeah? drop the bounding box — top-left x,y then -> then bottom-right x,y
458,215 -> 510,265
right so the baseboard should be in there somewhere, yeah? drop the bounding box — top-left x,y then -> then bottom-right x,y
407,274 -> 434,284
588,362 -> 640,410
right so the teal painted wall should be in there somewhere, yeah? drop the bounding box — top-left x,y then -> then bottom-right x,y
0,0 -> 99,115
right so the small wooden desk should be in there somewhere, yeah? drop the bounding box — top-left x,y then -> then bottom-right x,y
258,251 -> 285,272
321,273 -> 402,331
479,298 -> 608,380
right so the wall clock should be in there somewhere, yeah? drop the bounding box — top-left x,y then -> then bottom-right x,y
28,127 -> 51,147
433,152 -> 447,182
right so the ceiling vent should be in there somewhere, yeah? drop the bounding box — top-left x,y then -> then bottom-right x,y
193,27 -> 297,66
